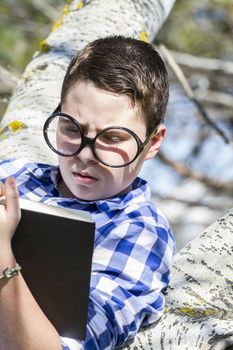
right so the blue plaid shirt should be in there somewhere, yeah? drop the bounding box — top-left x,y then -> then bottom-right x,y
0,158 -> 175,350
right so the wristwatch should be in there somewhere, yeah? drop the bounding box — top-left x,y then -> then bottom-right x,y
0,263 -> 22,280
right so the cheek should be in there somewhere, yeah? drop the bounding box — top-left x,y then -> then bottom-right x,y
58,156 -> 65,167
128,152 -> 146,174
58,157 -> 70,174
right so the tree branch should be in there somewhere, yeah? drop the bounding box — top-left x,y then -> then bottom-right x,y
156,194 -> 231,211
156,41 -> 231,144
27,0 -> 60,22
195,90 -> 233,109
158,151 -> 233,193
169,50 -> 233,75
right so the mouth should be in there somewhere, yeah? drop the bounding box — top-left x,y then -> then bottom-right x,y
72,171 -> 98,185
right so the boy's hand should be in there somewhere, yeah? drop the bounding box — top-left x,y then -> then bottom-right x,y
0,177 -> 21,244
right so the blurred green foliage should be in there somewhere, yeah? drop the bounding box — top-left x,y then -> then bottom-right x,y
159,0 -> 233,59
0,0 -> 64,72
0,0 -> 232,75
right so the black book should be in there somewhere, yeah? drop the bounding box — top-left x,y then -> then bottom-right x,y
11,198 -> 95,340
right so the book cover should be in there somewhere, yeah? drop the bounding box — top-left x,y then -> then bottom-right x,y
11,198 -> 95,340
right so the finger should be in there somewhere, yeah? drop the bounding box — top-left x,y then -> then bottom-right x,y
0,181 -> 5,207
5,177 -> 21,220
0,181 -> 5,197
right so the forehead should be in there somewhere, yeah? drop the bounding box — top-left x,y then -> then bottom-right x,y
62,81 -> 146,130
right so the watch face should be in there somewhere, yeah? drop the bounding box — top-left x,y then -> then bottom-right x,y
1,264 -> 21,279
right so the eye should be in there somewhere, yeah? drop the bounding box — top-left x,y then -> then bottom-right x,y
59,119 -> 79,134
101,133 -> 126,144
98,128 -> 135,145
65,125 -> 77,133
107,135 -> 121,142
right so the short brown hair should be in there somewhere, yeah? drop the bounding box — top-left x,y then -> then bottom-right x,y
61,36 -> 169,134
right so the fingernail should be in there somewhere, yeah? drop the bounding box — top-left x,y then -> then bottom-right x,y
6,176 -> 16,186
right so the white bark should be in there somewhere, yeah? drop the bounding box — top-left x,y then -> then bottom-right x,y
0,0 -> 175,164
126,208 -> 233,349
2,1 -> 233,349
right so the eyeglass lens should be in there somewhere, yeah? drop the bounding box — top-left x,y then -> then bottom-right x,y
45,115 -> 139,167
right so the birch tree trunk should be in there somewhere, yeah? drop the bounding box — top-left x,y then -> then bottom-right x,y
126,208 -> 233,350
1,1 -> 233,349
0,0 -> 175,164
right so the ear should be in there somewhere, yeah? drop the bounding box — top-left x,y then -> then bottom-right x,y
145,124 -> 166,160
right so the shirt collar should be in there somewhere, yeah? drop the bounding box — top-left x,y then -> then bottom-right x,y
32,164 -> 151,213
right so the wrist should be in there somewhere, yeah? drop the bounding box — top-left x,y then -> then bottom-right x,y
0,242 -> 15,267
0,239 -> 12,251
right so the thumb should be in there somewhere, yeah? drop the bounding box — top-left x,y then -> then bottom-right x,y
5,176 -> 21,221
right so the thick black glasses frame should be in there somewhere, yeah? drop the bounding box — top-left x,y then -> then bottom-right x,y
43,106 -> 157,168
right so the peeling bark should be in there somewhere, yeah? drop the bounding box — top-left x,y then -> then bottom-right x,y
0,0 -> 175,163
2,1 -> 232,349
126,209 -> 233,349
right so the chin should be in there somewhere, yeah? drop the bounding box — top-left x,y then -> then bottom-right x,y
73,190 -> 102,201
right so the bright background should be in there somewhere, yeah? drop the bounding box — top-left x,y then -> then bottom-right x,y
0,0 -> 233,249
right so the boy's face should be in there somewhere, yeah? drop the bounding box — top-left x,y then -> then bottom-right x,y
58,81 -> 165,200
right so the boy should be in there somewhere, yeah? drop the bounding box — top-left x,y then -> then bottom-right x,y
0,36 -> 175,350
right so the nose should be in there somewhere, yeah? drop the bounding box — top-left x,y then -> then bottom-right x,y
76,143 -> 97,163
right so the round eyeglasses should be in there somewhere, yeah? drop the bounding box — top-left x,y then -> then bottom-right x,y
43,111 -> 156,168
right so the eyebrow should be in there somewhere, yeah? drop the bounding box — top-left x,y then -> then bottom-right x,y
60,108 -> 134,135
62,114 -> 117,134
